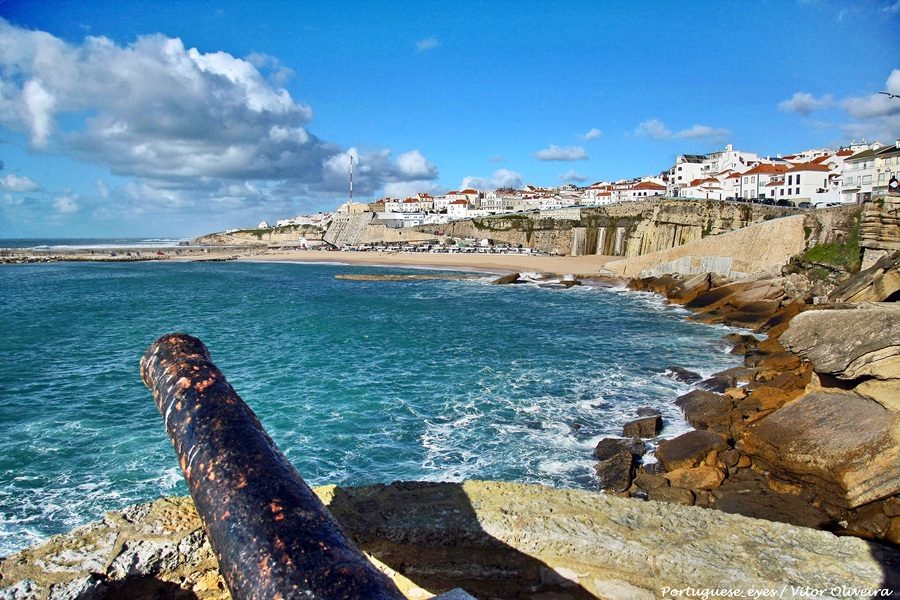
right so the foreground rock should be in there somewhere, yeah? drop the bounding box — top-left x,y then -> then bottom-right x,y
594,438 -> 645,492
2,482 -> 897,599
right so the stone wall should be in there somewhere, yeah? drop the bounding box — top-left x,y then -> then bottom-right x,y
194,224 -> 325,246
2,481 -> 896,599
600,215 -> 808,279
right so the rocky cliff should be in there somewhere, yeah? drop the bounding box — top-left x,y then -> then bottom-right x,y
861,195 -> 900,269
193,224 -> 325,246
2,482 -> 896,599
414,199 -> 822,257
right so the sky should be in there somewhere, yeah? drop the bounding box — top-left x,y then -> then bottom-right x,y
0,0 -> 898,238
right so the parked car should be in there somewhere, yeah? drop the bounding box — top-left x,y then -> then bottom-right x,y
775,199 -> 792,207
798,202 -> 811,209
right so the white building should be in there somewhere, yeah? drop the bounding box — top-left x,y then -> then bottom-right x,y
447,199 -> 472,219
668,144 -> 758,197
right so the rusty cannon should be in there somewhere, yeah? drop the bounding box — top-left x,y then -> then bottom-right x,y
140,333 -> 405,600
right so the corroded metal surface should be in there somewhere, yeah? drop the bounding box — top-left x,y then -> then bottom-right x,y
140,333 -> 404,600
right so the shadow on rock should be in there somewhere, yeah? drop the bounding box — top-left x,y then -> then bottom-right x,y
325,481 -> 595,599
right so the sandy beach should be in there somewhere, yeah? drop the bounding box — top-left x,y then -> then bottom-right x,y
240,249 -> 620,276
1,245 -> 621,277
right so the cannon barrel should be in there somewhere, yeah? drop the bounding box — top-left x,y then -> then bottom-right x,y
140,333 -> 404,600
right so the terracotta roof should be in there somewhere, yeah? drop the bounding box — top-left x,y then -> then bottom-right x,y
787,162 -> 831,172
687,177 -> 719,187
726,172 -> 742,179
403,198 -> 418,203
446,190 -> 458,195
633,181 -> 666,190
460,188 -> 479,194
743,163 -> 789,176
811,155 -> 831,164
449,199 -> 469,205
836,149 -> 854,157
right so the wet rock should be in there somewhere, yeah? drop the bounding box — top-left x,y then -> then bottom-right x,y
594,438 -> 645,492
663,366 -> 703,384
635,407 -> 662,417
491,272 -> 520,285
629,274 -> 682,296
720,449 -> 741,468
674,390 -> 733,434
780,303 -> 900,381
696,375 -> 734,393
828,251 -> 900,303
647,487 -> 695,506
560,274 -> 582,288
723,333 -> 760,355
737,391 -> 900,509
656,430 -> 729,472
622,415 -> 662,438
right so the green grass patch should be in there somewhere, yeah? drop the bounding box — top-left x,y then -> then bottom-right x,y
799,214 -> 862,272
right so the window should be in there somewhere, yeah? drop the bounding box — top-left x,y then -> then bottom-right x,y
751,176 -> 756,183
796,174 -> 800,184
846,176 -> 854,185
743,177 -> 748,184
780,189 -> 784,196
862,175 -> 872,184
795,187 -> 800,195
788,175 -> 793,185
879,173 -> 886,182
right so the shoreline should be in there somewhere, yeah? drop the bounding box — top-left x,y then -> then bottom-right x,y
1,246 -> 621,277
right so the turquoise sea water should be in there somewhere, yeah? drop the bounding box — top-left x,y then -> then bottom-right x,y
0,261 -> 743,556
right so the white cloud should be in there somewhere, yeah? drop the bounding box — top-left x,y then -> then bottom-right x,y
395,150 -> 437,179
580,128 -> 603,141
0,174 -> 41,192
416,37 -> 439,52
534,144 -> 588,161
383,180 -> 441,198
839,69 -> 900,141
559,170 -> 588,182
95,179 -> 109,199
676,124 -> 731,139
634,118 -> 672,140
53,193 -> 78,214
461,169 -> 523,190
634,118 -> 730,140
0,19 -> 439,218
778,92 -> 834,115
2,193 -> 22,206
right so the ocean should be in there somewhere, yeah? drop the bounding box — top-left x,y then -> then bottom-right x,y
0,260 -> 744,556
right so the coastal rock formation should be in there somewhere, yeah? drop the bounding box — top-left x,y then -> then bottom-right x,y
828,251 -> 900,303
594,438 -> 645,491
860,195 -> 900,269
780,303 -> 900,381
736,390 -> 900,509
2,482 -> 898,599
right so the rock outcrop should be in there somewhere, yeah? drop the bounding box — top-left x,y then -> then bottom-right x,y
2,482 -> 898,599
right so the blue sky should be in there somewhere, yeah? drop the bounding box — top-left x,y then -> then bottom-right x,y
0,0 -> 898,238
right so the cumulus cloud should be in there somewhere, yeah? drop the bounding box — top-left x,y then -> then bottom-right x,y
634,119 -> 730,140
0,19 -> 439,222
840,69 -> 900,140
0,174 -> 41,192
580,128 -> 603,141
461,169 -> 523,190
416,37 -> 439,52
634,119 -> 672,140
676,124 -> 731,139
559,170 -> 588,182
534,145 -> 588,161
53,193 -> 78,214
778,92 -> 834,115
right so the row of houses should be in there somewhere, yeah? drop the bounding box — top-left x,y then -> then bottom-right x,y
263,140 -> 900,231
668,141 -> 900,204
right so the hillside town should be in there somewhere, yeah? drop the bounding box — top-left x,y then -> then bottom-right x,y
257,139 -> 900,232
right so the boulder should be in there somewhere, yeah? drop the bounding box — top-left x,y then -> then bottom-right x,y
855,379 -> 900,412
696,375 -> 735,394
656,430 -> 729,472
633,472 -> 668,491
723,333 -> 760,355
666,272 -> 711,304
737,391 -> 900,509
629,274 -> 682,296
635,407 -> 662,417
623,415 -> 662,438
664,465 -> 725,490
780,303 -> 900,380
663,366 -> 703,384
491,272 -> 521,285
674,390 -> 733,434
828,251 -> 900,303
594,438 -> 645,492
